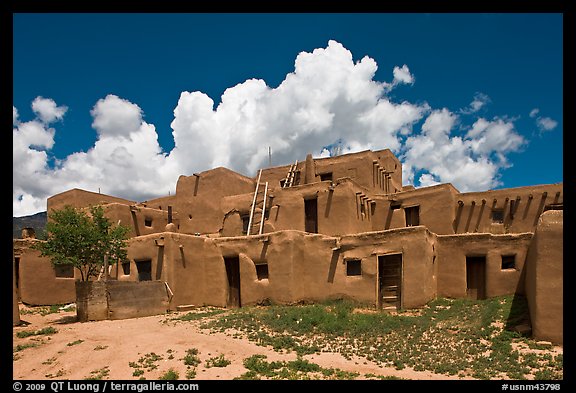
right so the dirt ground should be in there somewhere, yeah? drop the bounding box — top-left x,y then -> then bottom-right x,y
12,304 -> 560,381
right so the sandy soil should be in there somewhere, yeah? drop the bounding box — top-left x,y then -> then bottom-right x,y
12,305 -> 560,381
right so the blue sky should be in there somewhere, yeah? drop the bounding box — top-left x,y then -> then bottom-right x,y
13,13 -> 563,217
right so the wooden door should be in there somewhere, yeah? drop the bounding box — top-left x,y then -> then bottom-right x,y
224,257 -> 241,308
466,256 -> 486,300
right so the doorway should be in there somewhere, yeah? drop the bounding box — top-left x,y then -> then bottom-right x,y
378,254 -> 402,310
224,256 -> 241,308
466,256 -> 486,300
135,259 -> 152,281
304,197 -> 318,233
14,256 -> 20,300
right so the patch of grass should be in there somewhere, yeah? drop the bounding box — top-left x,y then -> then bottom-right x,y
159,369 -> 179,380
14,343 -> 39,352
85,366 -> 110,380
183,348 -> 201,367
240,354 -> 358,380
67,340 -> 84,346
128,352 -> 164,378
205,354 -> 232,368
185,369 -> 197,380
203,295 -> 562,380
17,326 -> 58,338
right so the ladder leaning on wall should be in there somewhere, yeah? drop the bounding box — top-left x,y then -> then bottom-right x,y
282,160 -> 298,188
247,169 -> 269,235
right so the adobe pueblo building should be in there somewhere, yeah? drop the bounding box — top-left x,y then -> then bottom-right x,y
12,149 -> 563,343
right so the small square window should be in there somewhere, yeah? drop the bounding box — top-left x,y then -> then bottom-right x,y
122,262 -> 131,275
320,172 -> 333,182
346,259 -> 362,276
54,264 -> 74,278
144,218 -> 153,227
255,263 -> 269,280
501,255 -> 516,270
491,209 -> 504,223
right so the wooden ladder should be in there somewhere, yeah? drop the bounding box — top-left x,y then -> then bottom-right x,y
282,160 -> 298,188
247,169 -> 269,235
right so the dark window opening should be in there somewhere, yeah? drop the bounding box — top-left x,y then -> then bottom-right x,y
144,217 -> 153,227
320,172 -> 333,182
491,209 -> 504,223
241,214 -> 250,235
14,257 -> 20,289
293,171 -> 301,186
346,259 -> 362,276
136,259 -> 152,281
501,255 -> 516,270
279,179 -> 286,187
54,264 -> 74,278
405,206 -> 420,226
255,263 -> 269,280
304,197 -> 318,233
390,202 -> 401,210
122,262 -> 131,275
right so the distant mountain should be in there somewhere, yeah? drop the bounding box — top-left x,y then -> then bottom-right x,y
13,211 -> 47,239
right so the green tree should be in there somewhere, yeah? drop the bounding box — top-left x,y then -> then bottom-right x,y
32,205 -> 130,281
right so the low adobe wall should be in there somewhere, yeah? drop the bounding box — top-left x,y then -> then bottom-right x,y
525,210 -> 563,344
436,232 -> 533,299
76,280 -> 169,322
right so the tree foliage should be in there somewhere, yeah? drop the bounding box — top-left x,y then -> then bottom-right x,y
32,205 -> 130,281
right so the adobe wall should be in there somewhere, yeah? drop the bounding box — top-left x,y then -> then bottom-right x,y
525,210 -> 563,344
436,232 -> 533,299
138,194 -> 177,211
214,231 -> 374,305
114,229 -> 436,310
340,227 -> 437,309
110,233 -> 229,308
220,179 -> 375,237
13,239 -> 76,305
260,149 -> 402,194
454,184 -> 562,234
372,184 -> 459,235
107,281 -> 169,320
75,281 -> 169,321
103,203 -> 178,238
47,188 -> 135,213
175,167 -> 255,235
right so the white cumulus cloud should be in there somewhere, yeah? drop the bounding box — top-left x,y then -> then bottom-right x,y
401,110 -> 525,192
31,96 -> 68,124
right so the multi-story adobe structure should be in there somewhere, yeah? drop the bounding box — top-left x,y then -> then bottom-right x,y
12,149 -> 563,343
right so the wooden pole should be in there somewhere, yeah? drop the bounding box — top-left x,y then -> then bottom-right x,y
103,254 -> 109,281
